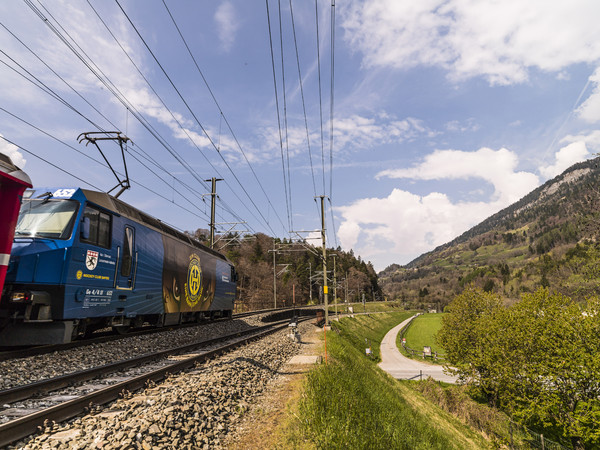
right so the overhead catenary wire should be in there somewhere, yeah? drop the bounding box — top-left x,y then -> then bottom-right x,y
160,0 -> 287,236
0,20 -> 237,227
23,1 -> 213,194
314,0 -> 326,197
24,0 -> 255,231
15,1 -> 337,245
114,0 -> 279,237
0,135 -> 102,190
289,0 -> 318,201
329,0 -> 336,200
265,0 -> 292,233
84,0 -> 251,228
277,0 -> 294,232
329,1 -> 338,247
328,197 -> 339,248
0,22 -> 244,230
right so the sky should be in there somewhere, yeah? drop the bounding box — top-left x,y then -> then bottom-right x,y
1,1 -> 600,272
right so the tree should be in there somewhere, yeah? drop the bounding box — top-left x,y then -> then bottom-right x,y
496,291 -> 600,449
437,287 -> 503,404
346,267 -> 369,301
439,287 -> 600,448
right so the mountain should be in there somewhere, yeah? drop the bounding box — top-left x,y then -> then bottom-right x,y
379,157 -> 600,308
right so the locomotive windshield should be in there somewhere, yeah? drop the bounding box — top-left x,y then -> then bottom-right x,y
15,199 -> 79,240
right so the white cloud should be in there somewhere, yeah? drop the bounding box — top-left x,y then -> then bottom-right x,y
539,141 -> 590,179
341,0 -> 600,85
333,115 -> 434,151
0,136 -> 26,167
576,68 -> 600,123
340,147 -> 543,271
253,113 -> 434,167
377,147 -> 539,205
445,118 -> 479,133
561,130 -> 600,151
337,188 -> 500,271
215,2 -> 239,52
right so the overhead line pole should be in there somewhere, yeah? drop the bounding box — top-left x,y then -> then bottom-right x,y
317,195 -> 328,326
205,177 -> 223,249
332,253 -> 337,320
267,247 -> 280,309
273,247 -> 277,309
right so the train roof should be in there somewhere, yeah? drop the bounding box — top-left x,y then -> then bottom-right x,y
25,187 -> 230,263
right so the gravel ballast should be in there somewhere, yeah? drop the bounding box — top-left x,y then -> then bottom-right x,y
11,321 -> 312,449
0,316 -> 268,391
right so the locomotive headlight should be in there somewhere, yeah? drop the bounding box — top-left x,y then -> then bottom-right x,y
10,291 -> 31,303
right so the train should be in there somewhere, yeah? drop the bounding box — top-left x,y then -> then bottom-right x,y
0,187 -> 237,345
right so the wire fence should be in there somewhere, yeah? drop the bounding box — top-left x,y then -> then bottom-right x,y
510,420 -> 570,450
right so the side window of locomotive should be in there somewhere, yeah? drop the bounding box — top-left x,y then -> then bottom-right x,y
98,212 -> 111,248
81,206 -> 112,248
121,226 -> 134,277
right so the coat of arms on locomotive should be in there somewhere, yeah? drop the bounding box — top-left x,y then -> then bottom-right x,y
86,250 -> 98,270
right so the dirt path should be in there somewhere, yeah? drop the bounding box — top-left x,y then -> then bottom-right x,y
224,322 -> 322,449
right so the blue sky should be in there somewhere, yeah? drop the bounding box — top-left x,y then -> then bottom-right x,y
2,1 -> 600,272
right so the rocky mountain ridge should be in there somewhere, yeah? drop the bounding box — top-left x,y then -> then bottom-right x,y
379,157 -> 600,308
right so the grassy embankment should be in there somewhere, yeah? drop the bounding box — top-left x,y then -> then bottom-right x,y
326,300 -> 408,315
281,311 -> 527,449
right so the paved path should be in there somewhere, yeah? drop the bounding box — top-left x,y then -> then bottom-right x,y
378,316 -> 459,383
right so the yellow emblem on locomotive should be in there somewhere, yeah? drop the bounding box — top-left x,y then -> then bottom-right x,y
184,253 -> 203,307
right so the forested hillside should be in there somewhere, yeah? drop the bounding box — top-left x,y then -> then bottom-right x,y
379,157 -> 600,309
188,231 -> 381,311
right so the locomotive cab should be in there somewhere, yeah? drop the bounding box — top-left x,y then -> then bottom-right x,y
0,188 -> 85,344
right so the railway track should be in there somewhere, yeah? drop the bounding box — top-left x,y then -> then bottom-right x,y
0,318 -> 305,447
0,306 -> 310,362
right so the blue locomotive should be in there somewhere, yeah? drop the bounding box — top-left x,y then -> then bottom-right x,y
0,187 -> 237,345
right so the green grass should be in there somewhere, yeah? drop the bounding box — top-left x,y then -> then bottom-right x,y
292,312 -> 493,449
327,300 -> 408,315
400,313 -> 446,356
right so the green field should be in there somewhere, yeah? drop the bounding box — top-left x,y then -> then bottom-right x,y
398,313 -> 446,360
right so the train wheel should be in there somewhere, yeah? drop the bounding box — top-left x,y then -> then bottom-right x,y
112,325 -> 131,335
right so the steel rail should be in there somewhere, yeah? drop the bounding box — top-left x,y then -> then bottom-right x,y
0,320 -> 222,362
0,318 -> 307,448
0,321 -> 290,405
0,307 -> 300,361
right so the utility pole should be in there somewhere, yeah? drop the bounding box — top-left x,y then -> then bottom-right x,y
309,262 -> 312,303
332,253 -> 338,320
270,246 -> 277,309
345,271 -> 348,304
317,195 -> 328,326
204,177 -> 223,249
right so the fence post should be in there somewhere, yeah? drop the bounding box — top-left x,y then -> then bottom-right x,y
541,434 -> 545,450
